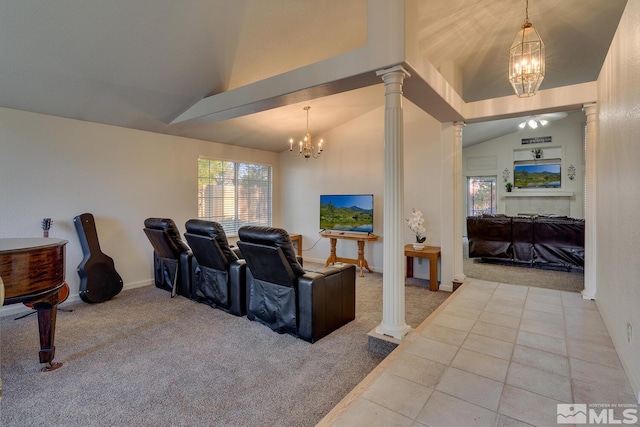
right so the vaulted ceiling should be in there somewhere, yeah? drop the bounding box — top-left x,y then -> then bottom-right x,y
0,1 -> 628,150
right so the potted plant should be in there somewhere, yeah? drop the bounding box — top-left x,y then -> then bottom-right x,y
406,208 -> 427,250
531,148 -> 543,159
505,182 -> 513,192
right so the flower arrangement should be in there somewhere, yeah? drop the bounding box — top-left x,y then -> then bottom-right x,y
406,209 -> 426,243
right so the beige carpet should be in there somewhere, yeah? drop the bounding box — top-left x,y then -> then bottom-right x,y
0,266 -> 449,427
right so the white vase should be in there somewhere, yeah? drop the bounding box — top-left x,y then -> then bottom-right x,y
412,243 -> 425,250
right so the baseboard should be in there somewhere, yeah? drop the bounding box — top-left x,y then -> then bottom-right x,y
597,300 -> 640,404
124,280 -> 154,291
0,303 -> 32,318
0,280 -> 154,318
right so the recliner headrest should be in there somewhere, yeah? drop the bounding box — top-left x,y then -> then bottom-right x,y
238,226 -> 304,276
185,219 -> 238,262
143,218 -> 189,253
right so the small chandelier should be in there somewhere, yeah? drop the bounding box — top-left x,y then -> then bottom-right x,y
289,106 -> 324,160
509,0 -> 545,97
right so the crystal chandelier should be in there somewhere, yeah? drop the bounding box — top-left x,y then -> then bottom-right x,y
289,106 -> 324,159
509,0 -> 545,97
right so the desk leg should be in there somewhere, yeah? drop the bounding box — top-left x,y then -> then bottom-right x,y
356,240 -> 373,277
324,237 -> 337,267
428,254 -> 438,292
406,256 -> 414,278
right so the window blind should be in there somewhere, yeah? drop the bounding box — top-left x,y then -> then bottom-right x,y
197,158 -> 272,235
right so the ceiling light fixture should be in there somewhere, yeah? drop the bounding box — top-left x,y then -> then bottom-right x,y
518,116 -> 548,130
289,106 -> 324,160
509,0 -> 545,97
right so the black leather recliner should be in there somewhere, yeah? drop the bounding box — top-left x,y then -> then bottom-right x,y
143,218 -> 195,298
237,225 -> 356,343
184,219 -> 246,316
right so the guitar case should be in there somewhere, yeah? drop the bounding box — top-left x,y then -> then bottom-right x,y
74,213 -> 123,303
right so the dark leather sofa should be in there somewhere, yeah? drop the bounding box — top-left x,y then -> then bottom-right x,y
184,219 -> 246,316
467,214 -> 585,270
143,218 -> 195,298
237,225 -> 356,343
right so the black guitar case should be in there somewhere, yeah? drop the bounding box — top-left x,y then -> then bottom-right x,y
74,213 -> 123,303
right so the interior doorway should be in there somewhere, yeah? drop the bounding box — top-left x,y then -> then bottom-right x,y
460,111 -> 586,292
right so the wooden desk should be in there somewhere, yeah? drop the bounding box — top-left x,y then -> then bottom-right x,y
404,245 -> 441,291
320,231 -> 378,277
289,234 -> 302,256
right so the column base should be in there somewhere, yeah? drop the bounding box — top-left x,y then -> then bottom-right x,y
375,322 -> 411,340
581,289 -> 596,300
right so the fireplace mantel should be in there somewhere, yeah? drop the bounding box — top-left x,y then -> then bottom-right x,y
503,191 -> 574,198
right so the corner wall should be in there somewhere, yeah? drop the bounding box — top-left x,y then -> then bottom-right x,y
280,96 -> 443,281
0,107 -> 280,316
595,0 -> 640,403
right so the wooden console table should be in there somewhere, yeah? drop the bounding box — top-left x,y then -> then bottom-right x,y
404,244 -> 441,291
289,233 -> 302,256
319,231 -> 378,277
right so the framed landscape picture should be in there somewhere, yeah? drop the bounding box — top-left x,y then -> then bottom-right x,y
514,163 -> 561,188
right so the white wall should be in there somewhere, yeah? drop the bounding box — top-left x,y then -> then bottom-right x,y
596,0 -> 640,403
462,111 -> 586,232
280,96 -> 443,281
0,107 -> 280,315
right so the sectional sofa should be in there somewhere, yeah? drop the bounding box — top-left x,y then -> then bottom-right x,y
467,214 -> 585,270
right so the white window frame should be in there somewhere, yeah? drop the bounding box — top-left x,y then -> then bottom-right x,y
197,157 -> 272,235
467,176 -> 497,217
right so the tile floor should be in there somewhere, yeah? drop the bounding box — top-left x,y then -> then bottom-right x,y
322,278 -> 639,427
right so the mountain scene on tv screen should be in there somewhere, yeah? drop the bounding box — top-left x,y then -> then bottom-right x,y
514,165 -> 561,188
320,201 -> 373,232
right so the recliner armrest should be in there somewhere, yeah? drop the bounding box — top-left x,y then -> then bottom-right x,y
179,250 -> 195,299
297,272 -> 326,343
228,259 -> 247,316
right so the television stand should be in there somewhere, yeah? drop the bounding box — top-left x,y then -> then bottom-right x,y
319,231 -> 378,277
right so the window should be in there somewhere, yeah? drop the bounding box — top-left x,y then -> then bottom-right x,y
467,176 -> 497,216
197,158 -> 272,235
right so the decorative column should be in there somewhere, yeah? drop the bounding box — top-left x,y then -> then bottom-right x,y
375,65 -> 411,339
452,121 -> 466,286
582,102 -> 598,300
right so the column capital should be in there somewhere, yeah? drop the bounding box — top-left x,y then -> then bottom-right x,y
376,65 -> 411,79
583,102 -> 598,119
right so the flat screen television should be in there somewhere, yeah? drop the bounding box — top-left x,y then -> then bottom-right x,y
320,194 -> 373,233
514,163 -> 561,188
